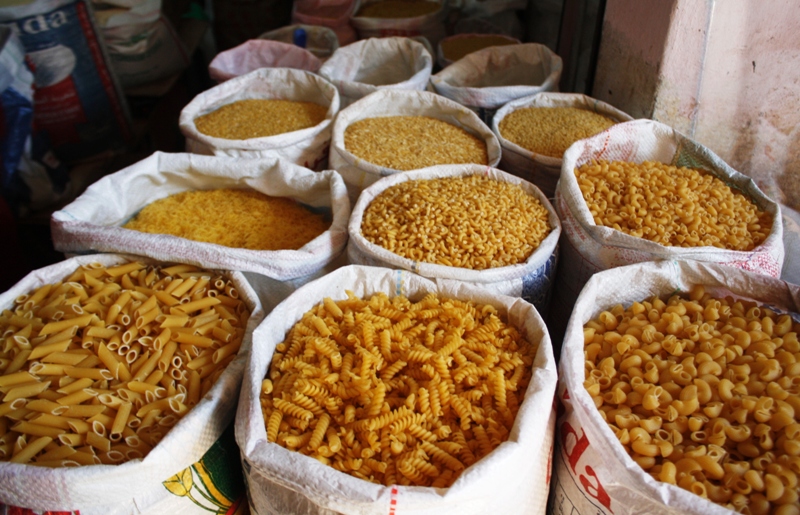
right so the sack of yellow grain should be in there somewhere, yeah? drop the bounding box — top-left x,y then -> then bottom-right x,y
328,89 -> 502,202
236,264 -> 558,514
318,37 -> 433,108
179,68 -> 339,170
430,43 -> 562,125
351,0 -> 448,49
555,259 -> 800,515
347,164 -> 561,316
549,119 -> 784,355
437,32 -> 520,69
492,92 -> 634,197
208,39 -> 322,82
50,152 -> 350,312
0,253 -> 264,514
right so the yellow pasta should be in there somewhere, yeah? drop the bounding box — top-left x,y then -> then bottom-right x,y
260,291 -> 538,487
0,261 -> 250,466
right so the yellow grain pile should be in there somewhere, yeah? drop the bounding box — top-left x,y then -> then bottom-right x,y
124,189 -> 330,251
441,35 -> 518,62
499,106 -> 617,158
357,0 -> 440,18
194,99 -> 328,140
344,116 -> 488,170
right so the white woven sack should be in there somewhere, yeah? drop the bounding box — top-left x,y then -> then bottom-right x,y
0,253 -> 264,515
328,89 -> 502,202
553,259 -> 800,515
179,68 -> 339,171
550,119 -> 785,347
350,0 -> 447,48
318,37 -> 433,108
50,152 -> 350,312
491,91 -> 633,198
347,164 -> 561,315
208,40 -> 322,82
236,264 -> 558,515
259,24 -> 340,61
430,43 -> 562,125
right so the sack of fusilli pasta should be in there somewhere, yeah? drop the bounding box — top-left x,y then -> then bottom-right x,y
0,253 -> 264,514
236,264 -> 558,515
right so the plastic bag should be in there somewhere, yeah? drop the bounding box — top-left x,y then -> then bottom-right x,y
328,89 -> 502,202
50,152 -> 351,312
236,264 -> 557,515
259,23 -> 339,61
351,0 -> 447,49
491,91 -> 633,197
0,253 -> 264,515
347,164 -> 561,315
318,37 -> 433,107
430,43 -> 562,124
208,39 -> 322,82
554,259 -> 800,515
179,68 -> 340,170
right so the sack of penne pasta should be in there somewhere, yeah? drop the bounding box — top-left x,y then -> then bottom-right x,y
0,253 -> 265,514
553,259 -> 800,515
50,152 -> 351,313
236,265 -> 558,514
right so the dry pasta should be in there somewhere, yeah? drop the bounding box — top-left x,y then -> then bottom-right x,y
583,285 -> 800,514
260,291 -> 538,487
575,160 -> 772,250
194,99 -> 328,140
123,189 -> 330,251
0,261 -> 250,466
360,175 -> 551,269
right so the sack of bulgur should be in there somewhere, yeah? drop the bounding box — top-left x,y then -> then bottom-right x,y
328,89 -> 502,202
492,92 -> 634,197
430,43 -> 562,125
554,259 -> 800,515
0,253 -> 264,515
437,32 -> 520,69
347,164 -> 561,316
50,152 -> 350,313
179,68 -> 339,171
236,264 -> 558,515
259,24 -> 340,61
350,0 -> 448,49
318,37 -> 433,108
549,119 -> 784,355
208,40 -> 322,82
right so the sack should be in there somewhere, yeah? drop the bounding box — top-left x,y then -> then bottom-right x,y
92,0 -> 190,89
491,91 -> 633,197
292,0 -> 358,46
318,37 -> 433,108
430,43 -> 562,125
453,10 -> 524,40
208,39 -> 322,82
0,253 -> 264,515
236,264 -> 558,515
436,32 -> 520,69
351,0 -> 447,49
549,119 -> 785,352
347,164 -> 561,315
259,23 -> 340,60
328,89 -> 502,202
554,259 -> 800,515
50,152 -> 351,312
0,0 -> 133,163
179,68 -> 339,170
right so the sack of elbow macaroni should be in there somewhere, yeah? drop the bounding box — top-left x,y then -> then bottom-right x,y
237,264 -> 558,515
553,259 -> 800,515
0,253 -> 265,515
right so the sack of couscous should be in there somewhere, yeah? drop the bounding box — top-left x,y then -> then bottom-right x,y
50,152 -> 350,313
548,119 -> 784,355
492,92 -> 633,197
347,164 -> 561,316
179,67 -> 339,171
318,37 -> 433,108
259,24 -> 340,60
237,264 -> 558,515
554,259 -> 800,515
0,253 -> 264,515
328,89 -> 502,202
208,39 -> 322,82
351,0 -> 448,49
430,43 -> 562,125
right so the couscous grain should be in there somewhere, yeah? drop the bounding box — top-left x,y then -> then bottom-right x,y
194,99 -> 328,140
